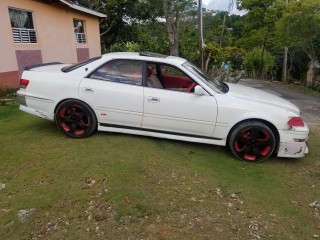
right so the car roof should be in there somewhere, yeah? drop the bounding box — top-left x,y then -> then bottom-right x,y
101,52 -> 188,66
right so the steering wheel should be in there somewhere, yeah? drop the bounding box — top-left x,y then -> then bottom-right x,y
186,82 -> 197,93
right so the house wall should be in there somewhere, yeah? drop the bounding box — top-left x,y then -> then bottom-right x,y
0,0 -> 102,89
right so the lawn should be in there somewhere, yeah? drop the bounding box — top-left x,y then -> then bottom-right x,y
0,103 -> 319,239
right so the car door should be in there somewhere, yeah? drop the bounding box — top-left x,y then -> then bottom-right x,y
79,59 -> 144,128
143,63 -> 217,137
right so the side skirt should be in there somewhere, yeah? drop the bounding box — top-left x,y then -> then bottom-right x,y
98,123 -> 226,146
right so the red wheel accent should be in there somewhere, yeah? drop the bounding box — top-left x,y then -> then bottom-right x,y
186,82 -> 197,93
258,129 -> 270,141
240,128 -> 254,139
260,146 -> 271,156
234,141 -> 247,152
229,122 -> 276,162
61,122 -> 70,132
244,154 -> 256,161
74,129 -> 85,135
55,100 -> 97,138
80,119 -> 90,127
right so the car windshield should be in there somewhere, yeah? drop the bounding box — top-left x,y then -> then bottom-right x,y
182,61 -> 228,93
61,56 -> 102,72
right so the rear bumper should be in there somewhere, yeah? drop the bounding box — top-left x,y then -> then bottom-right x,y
19,105 -> 54,121
277,127 -> 309,158
16,90 -> 55,121
16,92 -> 27,106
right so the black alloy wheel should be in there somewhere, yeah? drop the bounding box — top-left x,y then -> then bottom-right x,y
229,121 -> 276,162
55,100 -> 97,138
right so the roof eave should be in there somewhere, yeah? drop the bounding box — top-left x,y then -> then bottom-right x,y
70,4 -> 107,18
57,0 -> 107,18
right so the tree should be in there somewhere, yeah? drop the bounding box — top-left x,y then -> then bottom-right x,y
223,46 -> 246,70
148,0 -> 196,56
244,47 -> 275,78
276,0 -> 320,86
201,9 -> 245,49
179,10 -> 198,61
204,42 -> 223,72
76,0 -> 155,52
77,0 -> 198,56
236,0 -> 285,78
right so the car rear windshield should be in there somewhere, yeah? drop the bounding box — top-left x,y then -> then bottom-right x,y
61,56 -> 102,72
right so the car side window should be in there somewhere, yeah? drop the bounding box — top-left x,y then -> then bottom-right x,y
146,63 -> 196,93
90,60 -> 142,86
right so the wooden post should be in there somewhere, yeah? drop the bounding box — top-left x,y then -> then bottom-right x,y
199,0 -> 204,70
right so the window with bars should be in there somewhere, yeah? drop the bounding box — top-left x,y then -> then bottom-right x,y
74,19 -> 86,44
8,8 -> 37,44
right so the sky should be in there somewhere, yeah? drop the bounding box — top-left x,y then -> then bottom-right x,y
202,0 -> 245,15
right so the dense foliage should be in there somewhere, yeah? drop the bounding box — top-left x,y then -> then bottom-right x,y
75,0 -> 320,85
276,0 -> 320,86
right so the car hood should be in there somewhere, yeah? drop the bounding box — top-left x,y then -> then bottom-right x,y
226,83 -> 300,115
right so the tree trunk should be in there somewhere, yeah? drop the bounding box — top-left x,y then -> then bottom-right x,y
282,47 -> 288,82
164,1 -> 179,56
311,59 -> 317,87
205,52 -> 211,72
167,20 -> 179,56
259,45 -> 266,79
258,33 -> 270,79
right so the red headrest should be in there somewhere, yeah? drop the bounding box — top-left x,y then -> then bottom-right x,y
147,67 -> 153,77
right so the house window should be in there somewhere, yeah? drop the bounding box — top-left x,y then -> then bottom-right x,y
74,19 -> 86,44
8,8 -> 37,44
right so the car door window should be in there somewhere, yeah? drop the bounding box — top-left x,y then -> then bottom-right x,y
146,63 -> 196,92
90,60 -> 142,86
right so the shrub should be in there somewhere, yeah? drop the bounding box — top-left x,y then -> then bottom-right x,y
244,47 -> 275,79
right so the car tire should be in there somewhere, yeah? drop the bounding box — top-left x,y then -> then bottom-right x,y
55,100 -> 97,138
229,121 -> 276,162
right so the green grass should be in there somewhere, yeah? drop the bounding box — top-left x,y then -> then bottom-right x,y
1,103 -> 320,239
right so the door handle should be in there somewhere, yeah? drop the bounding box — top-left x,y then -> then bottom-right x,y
147,96 -> 160,103
82,87 -> 94,93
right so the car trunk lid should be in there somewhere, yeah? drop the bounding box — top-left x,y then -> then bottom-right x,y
24,62 -> 70,73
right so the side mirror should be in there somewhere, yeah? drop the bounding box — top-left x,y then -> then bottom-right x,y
194,85 -> 208,96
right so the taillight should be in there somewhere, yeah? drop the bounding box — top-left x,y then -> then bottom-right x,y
20,79 -> 29,89
288,117 -> 304,127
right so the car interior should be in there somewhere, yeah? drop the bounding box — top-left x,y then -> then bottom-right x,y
146,63 -> 197,93
90,60 -> 198,92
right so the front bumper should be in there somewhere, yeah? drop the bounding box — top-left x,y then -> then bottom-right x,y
277,127 -> 309,158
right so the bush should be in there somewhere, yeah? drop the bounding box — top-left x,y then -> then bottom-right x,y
244,48 -> 275,79
0,88 -> 18,98
110,42 -> 141,52
223,46 -> 246,70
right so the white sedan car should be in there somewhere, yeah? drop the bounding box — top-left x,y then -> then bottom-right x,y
17,52 -> 309,162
